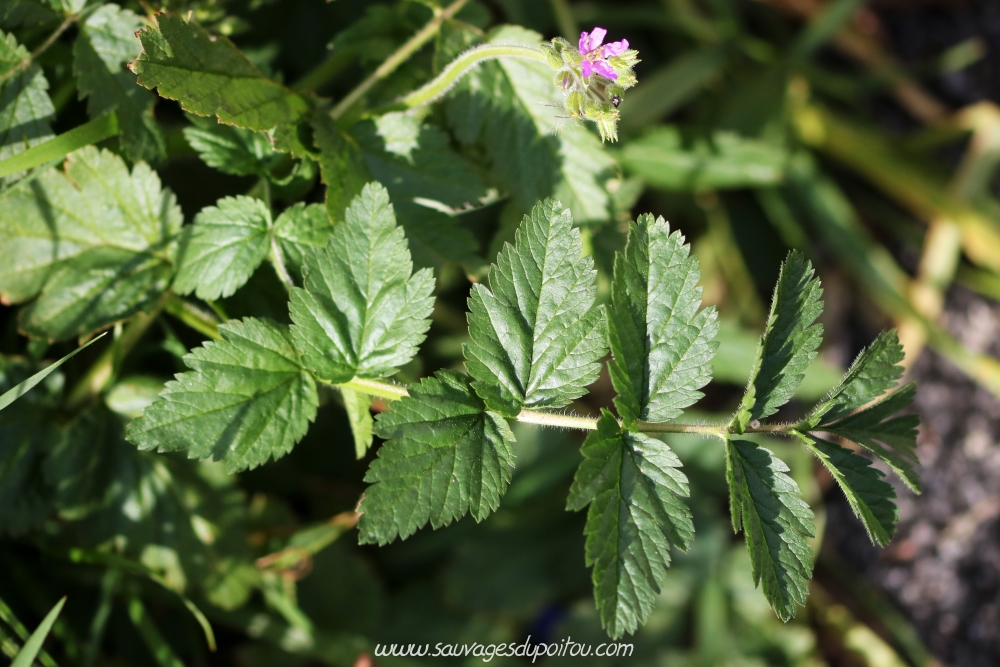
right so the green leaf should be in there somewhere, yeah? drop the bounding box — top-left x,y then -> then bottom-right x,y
173,196 -> 272,301
567,411 -> 693,639
10,597 -> 64,667
806,329 -> 905,427
446,26 -> 615,223
726,439 -> 814,621
621,126 -> 789,190
393,201 -> 483,272
608,214 -> 718,425
464,199 -> 605,417
0,146 -> 182,340
0,30 -> 54,170
796,433 -> 897,546
126,318 -> 318,472
823,382 -> 921,492
74,4 -> 165,163
312,112 -> 368,223
132,12 -> 310,132
272,203 -> 334,284
289,183 -> 434,384
358,370 -> 516,545
183,117 -> 279,176
735,251 -> 824,431
341,387 -> 373,459
0,332 -> 105,412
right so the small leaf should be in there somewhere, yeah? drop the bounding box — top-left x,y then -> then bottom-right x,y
464,199 -> 606,417
823,382 -> 921,492
341,387 -> 373,459
289,183 -> 434,384
0,146 -> 182,340
271,203 -> 334,283
74,4 -> 165,163
806,329 -> 905,427
126,318 -> 318,472
10,597 -> 65,667
567,411 -> 693,639
394,201 -> 483,272
735,251 -> 823,431
0,30 -> 55,172
726,438 -> 814,621
173,196 -> 272,301
131,13 -> 310,132
312,113 -> 369,223
796,433 -> 897,546
358,370 -> 515,545
183,117 -> 279,176
608,214 -> 718,425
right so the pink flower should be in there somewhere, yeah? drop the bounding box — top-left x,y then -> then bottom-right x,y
578,27 -> 629,79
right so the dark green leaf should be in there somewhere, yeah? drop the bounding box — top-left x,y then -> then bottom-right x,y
312,113 -> 368,223
608,214 -> 718,425
0,30 -> 54,172
726,439 -> 814,621
621,127 -> 789,190
272,202 -> 334,283
797,433 -> 897,546
465,199 -> 606,417
824,382 -> 921,492
183,117 -> 279,176
173,196 -> 272,300
358,370 -> 515,545
126,318 -> 318,472
735,251 -> 824,431
132,13 -> 310,132
74,4 -> 165,163
0,146 -> 182,340
567,411 -> 693,638
289,183 -> 434,384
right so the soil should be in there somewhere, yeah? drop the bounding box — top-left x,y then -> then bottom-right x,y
825,287 -> 1000,667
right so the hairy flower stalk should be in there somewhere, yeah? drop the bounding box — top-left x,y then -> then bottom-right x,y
402,26 -> 638,142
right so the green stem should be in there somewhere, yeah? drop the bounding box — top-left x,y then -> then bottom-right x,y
400,44 -> 550,110
330,0 -> 472,120
0,113 -> 119,179
335,376 -> 799,437
0,14 -> 77,87
269,236 -> 294,290
163,295 -> 222,340
65,294 -> 168,411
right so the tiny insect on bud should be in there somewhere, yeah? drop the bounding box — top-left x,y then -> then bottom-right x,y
611,95 -> 621,108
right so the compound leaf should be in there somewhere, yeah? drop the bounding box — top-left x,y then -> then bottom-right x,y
289,183 -> 434,384
726,439 -> 814,622
0,146 -> 182,340
132,12 -> 310,132
567,411 -> 693,639
609,214 -> 718,425
0,30 -> 54,170
806,329 -> 905,427
465,199 -> 605,417
797,433 -> 897,546
74,4 -> 165,163
126,318 -> 318,473
173,196 -> 272,301
823,382 -> 920,492
735,251 -> 823,431
358,370 -> 515,545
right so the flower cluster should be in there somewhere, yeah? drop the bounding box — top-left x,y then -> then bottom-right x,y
541,27 -> 639,142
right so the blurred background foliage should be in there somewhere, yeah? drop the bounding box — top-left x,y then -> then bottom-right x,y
2,0 -> 999,664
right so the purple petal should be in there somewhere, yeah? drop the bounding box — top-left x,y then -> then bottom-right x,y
581,59 -> 594,78
588,27 -> 607,50
592,60 -> 617,79
602,39 -> 629,58
579,31 -> 590,54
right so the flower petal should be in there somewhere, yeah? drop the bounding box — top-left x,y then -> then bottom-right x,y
579,31 -> 590,54
581,59 -> 594,78
602,39 -> 629,57
588,27 -> 607,50
592,60 -> 617,79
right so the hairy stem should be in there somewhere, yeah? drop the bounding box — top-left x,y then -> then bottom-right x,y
400,44 -> 550,110
334,376 -> 800,437
330,0 -> 472,120
269,236 -> 294,291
